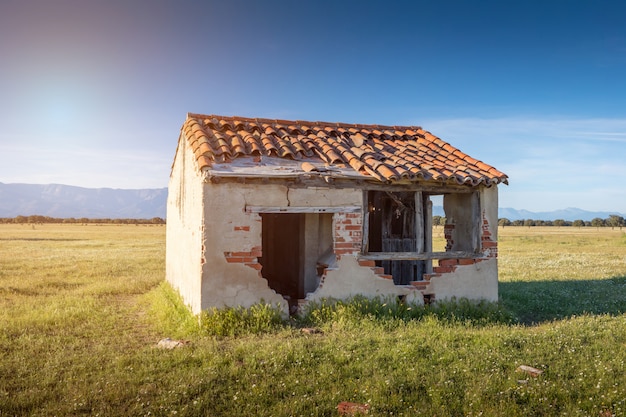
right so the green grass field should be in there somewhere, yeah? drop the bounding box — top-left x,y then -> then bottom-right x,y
1,224 -> 625,416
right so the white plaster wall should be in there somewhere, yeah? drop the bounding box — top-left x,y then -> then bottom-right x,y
306,255 -> 424,305
166,136 -> 205,314
481,185 -> 499,241
302,213 -> 333,295
427,259 -> 498,302
429,185 -> 500,303
199,183 -> 363,314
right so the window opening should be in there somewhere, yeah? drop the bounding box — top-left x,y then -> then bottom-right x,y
364,190 -> 482,282
367,191 -> 426,285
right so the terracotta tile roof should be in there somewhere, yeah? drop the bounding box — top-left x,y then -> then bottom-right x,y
181,114 -> 508,186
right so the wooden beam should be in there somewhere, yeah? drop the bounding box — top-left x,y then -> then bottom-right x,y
246,206 -> 361,214
204,172 -> 479,193
415,191 -> 424,253
471,191 -> 481,252
424,197 -> 433,274
361,191 -> 370,253
359,251 -> 480,261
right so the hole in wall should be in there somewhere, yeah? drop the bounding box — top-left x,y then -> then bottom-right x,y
259,212 -> 333,312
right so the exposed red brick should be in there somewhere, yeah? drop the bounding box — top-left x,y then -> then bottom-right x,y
422,273 -> 441,280
225,257 -> 244,263
433,265 -> 456,274
231,251 -> 252,257
233,225 -> 250,231
458,258 -> 477,265
334,242 -> 360,249
358,259 -> 376,267
438,258 -> 459,267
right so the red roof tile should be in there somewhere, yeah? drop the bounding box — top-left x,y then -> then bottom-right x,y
181,114 -> 508,186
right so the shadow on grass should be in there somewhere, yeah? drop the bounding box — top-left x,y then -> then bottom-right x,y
499,275 -> 626,325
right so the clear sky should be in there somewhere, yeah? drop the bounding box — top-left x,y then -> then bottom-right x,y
1,0 -> 625,213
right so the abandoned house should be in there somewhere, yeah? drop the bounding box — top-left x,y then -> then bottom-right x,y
166,114 -> 508,315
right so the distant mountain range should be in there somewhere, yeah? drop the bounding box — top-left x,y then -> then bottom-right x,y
0,183 -> 167,219
0,183 -> 623,221
496,207 -> 624,222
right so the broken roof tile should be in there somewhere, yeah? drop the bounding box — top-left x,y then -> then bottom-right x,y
181,114 -> 508,186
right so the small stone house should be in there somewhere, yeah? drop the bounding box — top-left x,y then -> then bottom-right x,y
166,114 -> 508,315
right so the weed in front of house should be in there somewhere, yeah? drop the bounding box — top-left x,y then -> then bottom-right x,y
296,295 -> 517,329
198,303 -> 287,337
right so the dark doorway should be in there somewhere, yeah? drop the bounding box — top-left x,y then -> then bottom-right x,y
259,213 -> 304,303
368,191 -> 424,284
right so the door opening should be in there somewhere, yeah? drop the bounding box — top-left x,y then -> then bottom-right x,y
260,212 -> 333,310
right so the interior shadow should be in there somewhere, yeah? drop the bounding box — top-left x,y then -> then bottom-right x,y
499,276 -> 626,325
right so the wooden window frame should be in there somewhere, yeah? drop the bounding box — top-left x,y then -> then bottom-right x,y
359,190 -> 481,265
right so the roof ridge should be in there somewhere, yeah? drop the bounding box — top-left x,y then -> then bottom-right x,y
186,113 -> 423,131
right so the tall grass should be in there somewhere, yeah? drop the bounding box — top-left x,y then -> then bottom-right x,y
1,224 -> 625,416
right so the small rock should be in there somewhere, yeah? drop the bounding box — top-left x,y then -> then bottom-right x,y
301,327 -> 323,335
337,401 -> 370,415
157,338 -> 187,349
516,365 -> 543,377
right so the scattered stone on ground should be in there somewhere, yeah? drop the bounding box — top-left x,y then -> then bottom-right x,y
337,401 -> 370,415
516,365 -> 543,377
157,338 -> 188,349
301,327 -> 323,335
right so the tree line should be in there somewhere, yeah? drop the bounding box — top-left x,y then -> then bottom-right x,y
0,215 -> 165,225
433,215 -> 625,229
3,214 -> 625,229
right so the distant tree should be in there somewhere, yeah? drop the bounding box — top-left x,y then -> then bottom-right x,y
512,219 -> 524,226
553,219 -> 566,227
498,218 -> 511,227
524,219 -> 535,227
591,217 -> 605,228
572,219 -> 585,228
606,215 -> 625,230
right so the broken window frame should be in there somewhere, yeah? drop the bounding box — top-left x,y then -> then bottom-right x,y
360,189 -> 483,281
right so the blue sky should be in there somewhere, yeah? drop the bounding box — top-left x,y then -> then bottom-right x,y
1,0 -> 625,212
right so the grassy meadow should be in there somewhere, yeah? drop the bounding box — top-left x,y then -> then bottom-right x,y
1,224 -> 625,416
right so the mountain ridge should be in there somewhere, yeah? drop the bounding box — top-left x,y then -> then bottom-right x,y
0,183 -> 167,219
0,183 -> 623,221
